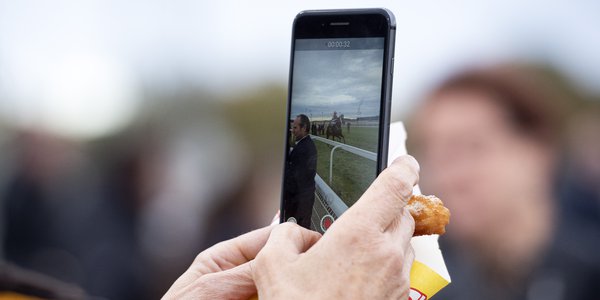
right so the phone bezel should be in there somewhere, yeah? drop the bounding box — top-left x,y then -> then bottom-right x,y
280,8 -> 396,224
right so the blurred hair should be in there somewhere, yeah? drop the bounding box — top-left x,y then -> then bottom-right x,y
296,114 -> 310,133
415,64 -> 581,148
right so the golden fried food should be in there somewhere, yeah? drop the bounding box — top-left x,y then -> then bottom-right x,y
406,194 -> 450,236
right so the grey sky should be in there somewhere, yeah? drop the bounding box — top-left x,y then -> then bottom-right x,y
291,48 -> 383,120
1,0 -> 599,138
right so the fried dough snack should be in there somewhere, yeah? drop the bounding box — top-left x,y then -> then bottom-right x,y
406,194 -> 450,236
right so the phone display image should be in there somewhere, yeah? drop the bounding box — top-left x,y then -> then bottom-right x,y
282,11 -> 394,233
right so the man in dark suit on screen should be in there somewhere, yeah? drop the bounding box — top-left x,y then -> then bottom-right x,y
283,114 -> 317,229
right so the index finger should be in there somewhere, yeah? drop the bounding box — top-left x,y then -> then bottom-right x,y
337,155 -> 419,232
169,225 -> 276,293
194,225 -> 275,274
261,222 -> 321,259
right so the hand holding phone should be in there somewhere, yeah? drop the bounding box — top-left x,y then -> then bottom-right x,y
255,156 -> 419,299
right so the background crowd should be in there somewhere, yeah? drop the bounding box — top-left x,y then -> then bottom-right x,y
1,1 -> 598,299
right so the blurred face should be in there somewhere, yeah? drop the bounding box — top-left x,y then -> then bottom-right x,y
292,117 -> 307,141
413,89 -> 552,242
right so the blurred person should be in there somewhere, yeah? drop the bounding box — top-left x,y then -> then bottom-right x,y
559,103 -> 600,229
164,156 -> 419,299
1,96 -> 258,299
106,86 -> 290,298
0,262 -> 87,299
408,64 -> 600,299
1,130 -> 144,299
115,98 -> 253,298
331,111 -> 340,124
283,114 -> 317,228
197,85 -> 289,252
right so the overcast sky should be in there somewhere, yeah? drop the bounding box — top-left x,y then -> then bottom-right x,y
1,0 -> 599,138
291,48 -> 384,120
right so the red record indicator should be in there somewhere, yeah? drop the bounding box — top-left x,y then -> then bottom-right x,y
320,214 -> 335,232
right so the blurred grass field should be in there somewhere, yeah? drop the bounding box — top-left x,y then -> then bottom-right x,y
314,126 -> 378,206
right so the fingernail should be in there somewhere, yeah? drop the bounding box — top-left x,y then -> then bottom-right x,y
413,185 -> 422,195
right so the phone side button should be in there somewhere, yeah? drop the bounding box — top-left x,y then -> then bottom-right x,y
390,57 -> 395,76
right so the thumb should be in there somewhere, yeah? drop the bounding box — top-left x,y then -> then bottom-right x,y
338,155 -> 419,232
263,222 -> 321,259
250,223 -> 321,300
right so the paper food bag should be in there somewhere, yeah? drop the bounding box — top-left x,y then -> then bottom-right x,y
388,121 -> 451,299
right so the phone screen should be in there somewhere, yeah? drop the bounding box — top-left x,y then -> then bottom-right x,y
282,30 -> 390,233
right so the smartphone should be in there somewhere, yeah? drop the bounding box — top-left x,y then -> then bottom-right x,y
281,9 -> 396,233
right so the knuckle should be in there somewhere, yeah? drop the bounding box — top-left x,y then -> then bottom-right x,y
384,163 -> 419,198
338,228 -> 365,248
403,209 -> 416,232
256,241 -> 277,263
383,172 -> 414,202
310,230 -> 323,239
275,222 -> 303,239
251,252 -> 266,272
253,247 -> 280,280
278,221 -> 300,232
305,230 -> 322,245
393,155 -> 420,173
396,178 -> 414,200
193,252 -> 210,266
